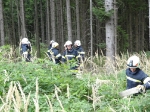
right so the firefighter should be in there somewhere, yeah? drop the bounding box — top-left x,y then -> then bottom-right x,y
49,42 -> 61,64
61,40 -> 78,70
74,40 -> 85,61
47,40 -> 55,57
126,55 -> 150,93
20,38 -> 32,62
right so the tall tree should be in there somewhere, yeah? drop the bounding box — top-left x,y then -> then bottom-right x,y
60,0 -> 64,52
56,0 -> 64,52
35,0 -> 40,57
46,0 -> 50,44
11,0 -> 16,46
90,0 -> 93,57
114,0 -> 117,54
40,0 -> 45,43
149,0 -> 150,49
0,0 -> 4,45
76,0 -> 80,40
20,0 -> 26,38
105,0 -> 116,69
50,0 -> 56,40
80,0 -> 87,52
66,0 -> 72,41
16,0 -> 21,42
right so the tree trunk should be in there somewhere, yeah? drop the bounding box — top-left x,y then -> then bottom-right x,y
80,0 -> 86,52
135,13 -> 138,52
60,0 -> 64,52
20,0 -> 26,38
0,0 -> 4,45
105,0 -> 115,71
35,0 -> 40,57
90,0 -> 93,57
66,0 -> 72,41
141,11 -> 145,51
76,0 -> 80,40
16,0 -> 21,42
148,0 -> 150,50
50,0 -> 56,40
114,0 -> 117,54
11,0 -> 16,46
40,0 -> 45,43
129,7 -> 133,52
46,0 -> 50,44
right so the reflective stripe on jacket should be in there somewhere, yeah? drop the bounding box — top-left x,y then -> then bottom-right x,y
126,68 -> 150,89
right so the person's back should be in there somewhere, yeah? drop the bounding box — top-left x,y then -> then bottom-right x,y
20,38 -> 31,61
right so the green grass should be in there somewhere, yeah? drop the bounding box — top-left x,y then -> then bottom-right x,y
0,46 -> 150,111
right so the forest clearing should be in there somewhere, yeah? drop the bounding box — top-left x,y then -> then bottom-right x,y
0,46 -> 150,112
0,0 -> 150,111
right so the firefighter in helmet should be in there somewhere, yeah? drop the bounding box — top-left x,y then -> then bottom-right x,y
74,40 -> 85,61
61,40 -> 78,69
20,38 -> 32,62
49,42 -> 62,64
126,55 -> 150,94
47,40 -> 55,57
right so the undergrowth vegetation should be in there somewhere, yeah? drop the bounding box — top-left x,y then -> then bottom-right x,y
0,46 -> 150,111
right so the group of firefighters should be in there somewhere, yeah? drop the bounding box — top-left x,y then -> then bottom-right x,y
20,37 -> 150,96
47,40 -> 85,69
20,38 -> 85,70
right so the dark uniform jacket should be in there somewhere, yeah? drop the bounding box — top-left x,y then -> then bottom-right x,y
74,46 -> 85,62
126,68 -> 150,90
21,44 -> 31,61
51,48 -> 61,64
61,48 -> 78,69
62,48 -> 78,62
21,44 -> 31,53
47,44 -> 52,57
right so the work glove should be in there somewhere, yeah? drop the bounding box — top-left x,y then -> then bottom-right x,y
136,85 -> 146,93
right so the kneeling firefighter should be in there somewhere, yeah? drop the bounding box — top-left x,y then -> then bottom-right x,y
61,40 -> 79,70
48,42 -> 62,64
126,55 -> 150,94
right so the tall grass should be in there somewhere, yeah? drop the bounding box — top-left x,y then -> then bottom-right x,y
0,46 -> 150,111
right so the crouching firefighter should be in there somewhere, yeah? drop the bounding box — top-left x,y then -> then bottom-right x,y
20,38 -> 32,62
126,55 -> 150,94
47,42 -> 61,64
61,40 -> 79,71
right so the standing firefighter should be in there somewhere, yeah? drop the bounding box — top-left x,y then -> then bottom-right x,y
126,55 -> 150,94
20,38 -> 32,62
62,40 -> 79,70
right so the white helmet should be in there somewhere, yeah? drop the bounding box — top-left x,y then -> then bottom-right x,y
50,40 -> 55,44
127,55 -> 140,68
74,40 -> 81,46
21,38 -> 30,44
65,40 -> 72,46
52,42 -> 59,48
